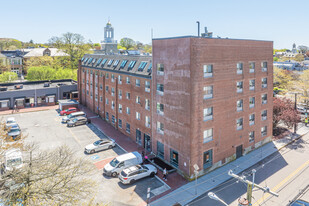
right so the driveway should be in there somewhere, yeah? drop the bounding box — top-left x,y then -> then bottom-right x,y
4,109 -> 169,206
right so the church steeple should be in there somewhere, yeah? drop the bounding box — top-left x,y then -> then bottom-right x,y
104,19 -> 114,43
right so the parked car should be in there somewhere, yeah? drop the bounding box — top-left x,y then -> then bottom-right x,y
84,139 -> 116,154
62,111 -> 86,123
7,123 -> 21,140
103,151 -> 143,177
118,164 -> 157,184
6,117 -> 16,125
3,149 -> 23,172
67,116 -> 89,127
60,107 -> 78,116
290,199 -> 309,206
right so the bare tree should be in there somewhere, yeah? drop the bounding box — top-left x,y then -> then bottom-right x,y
0,145 -> 98,205
298,45 -> 308,54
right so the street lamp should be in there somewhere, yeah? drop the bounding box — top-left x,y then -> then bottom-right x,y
208,192 -> 229,206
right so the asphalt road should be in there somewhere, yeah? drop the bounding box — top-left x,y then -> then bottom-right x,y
188,133 -> 309,206
3,109 -> 169,206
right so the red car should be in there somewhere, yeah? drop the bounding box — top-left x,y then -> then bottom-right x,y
60,107 -> 78,116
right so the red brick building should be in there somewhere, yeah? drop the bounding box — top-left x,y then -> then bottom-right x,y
152,36 -> 273,178
78,54 -> 153,151
78,36 -> 273,179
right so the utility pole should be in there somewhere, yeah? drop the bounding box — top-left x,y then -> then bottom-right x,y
294,93 -> 297,133
228,170 -> 278,206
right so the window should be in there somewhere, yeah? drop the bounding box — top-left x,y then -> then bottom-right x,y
203,128 -> 213,143
157,121 -> 164,134
128,61 -> 136,70
249,79 -> 255,91
87,90 -> 89,95
96,58 -> 102,67
249,114 -> 255,125
83,79 -> 85,84
237,62 -> 243,74
145,99 -> 150,110
111,74 -> 115,82
136,112 -> 141,120
100,84 -> 103,90
237,118 -> 243,130
157,63 -> 164,75
126,123 -> 130,133
237,99 -> 243,112
237,81 -> 243,93
157,84 -> 164,95
105,73 -> 109,79
157,141 -> 164,159
138,61 -> 148,71
107,59 -> 113,66
157,103 -> 164,115
120,60 -> 128,69
106,98 -> 109,105
90,81 -> 93,87
147,63 -> 152,73
170,149 -> 179,167
126,107 -> 130,114
111,87 -> 115,96
101,59 -> 107,67
203,64 -> 213,78
136,79 -> 140,87
100,96 -> 103,102
90,91 -> 93,99
262,78 -> 267,88
126,77 -> 130,84
249,62 -> 255,73
136,96 -> 141,104
105,86 -> 109,92
145,81 -> 150,92
261,62 -> 268,72
87,80 -> 89,85
106,112 -> 109,121
261,126 -> 267,137
111,101 -> 115,110
118,75 -> 122,84
203,107 -> 213,121
119,89 -> 122,99
95,94 -> 98,101
118,119 -> 122,128
249,97 -> 255,108
262,94 -> 267,104
126,92 -> 130,100
203,149 -> 213,169
145,116 -> 150,128
113,60 -> 120,67
112,115 -> 115,124
249,131 -> 255,143
204,86 -> 213,99
261,110 -> 267,121
119,104 -> 122,113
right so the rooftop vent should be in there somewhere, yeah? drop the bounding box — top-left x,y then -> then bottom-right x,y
14,84 -> 23,90
201,27 -> 213,38
44,82 -> 50,87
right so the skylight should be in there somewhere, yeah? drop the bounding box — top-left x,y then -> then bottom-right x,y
128,61 -> 136,70
147,63 -> 152,73
107,59 -> 114,66
138,61 -> 147,71
113,60 -> 120,67
101,59 -> 107,67
120,60 -> 128,69
96,58 -> 102,67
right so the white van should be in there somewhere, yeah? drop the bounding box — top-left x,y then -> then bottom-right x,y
4,149 -> 23,172
103,151 -> 142,177
62,111 -> 86,123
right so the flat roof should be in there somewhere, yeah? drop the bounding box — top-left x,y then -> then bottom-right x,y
152,35 -> 273,42
0,79 -> 77,92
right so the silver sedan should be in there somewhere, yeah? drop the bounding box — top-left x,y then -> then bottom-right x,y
84,139 -> 116,154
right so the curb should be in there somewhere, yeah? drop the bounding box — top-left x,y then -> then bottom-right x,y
277,131 -> 309,151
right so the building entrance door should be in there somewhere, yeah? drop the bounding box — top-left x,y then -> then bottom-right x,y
136,129 -> 141,145
236,145 -> 243,159
144,134 -> 151,151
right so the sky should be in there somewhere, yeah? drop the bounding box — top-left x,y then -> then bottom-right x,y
0,0 -> 308,49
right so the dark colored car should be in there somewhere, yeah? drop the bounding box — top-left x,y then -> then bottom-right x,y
60,107 -> 78,116
290,199 -> 309,206
67,116 -> 90,127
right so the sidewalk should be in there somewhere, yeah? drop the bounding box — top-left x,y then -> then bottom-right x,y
150,123 -> 309,206
0,105 -> 59,116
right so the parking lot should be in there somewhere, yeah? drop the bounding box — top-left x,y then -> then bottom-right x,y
4,109 -> 169,206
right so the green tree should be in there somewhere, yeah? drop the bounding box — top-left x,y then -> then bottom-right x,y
49,33 -> 92,70
0,72 -> 18,82
26,67 -> 55,81
298,70 -> 309,107
119,38 -> 136,50
273,67 -> 293,91
143,44 -> 152,54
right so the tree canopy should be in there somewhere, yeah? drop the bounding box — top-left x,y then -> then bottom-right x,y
0,38 -> 22,51
0,72 -> 18,83
26,66 -> 77,81
49,33 -> 92,70
119,38 -> 136,50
